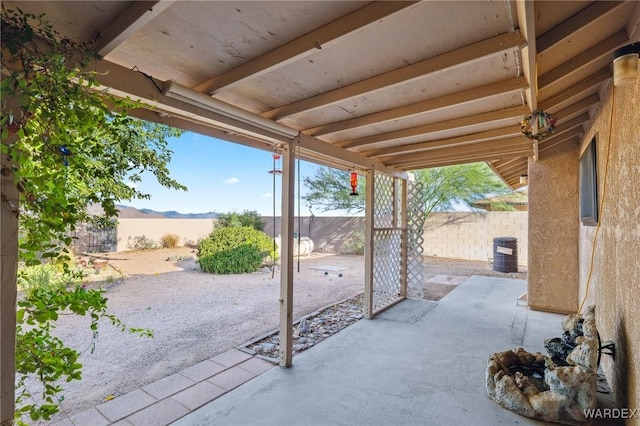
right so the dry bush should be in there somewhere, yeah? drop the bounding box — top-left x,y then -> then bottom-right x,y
159,233 -> 180,248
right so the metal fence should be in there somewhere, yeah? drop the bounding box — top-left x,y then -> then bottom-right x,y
70,222 -> 117,254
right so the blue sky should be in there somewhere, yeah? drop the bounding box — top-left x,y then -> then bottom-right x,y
127,132 -> 324,216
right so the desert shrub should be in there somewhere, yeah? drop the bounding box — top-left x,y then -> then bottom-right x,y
183,238 -> 202,249
159,233 -> 180,248
216,210 -> 265,231
17,264 -> 74,297
342,230 -> 365,255
198,226 -> 276,274
127,235 -> 158,250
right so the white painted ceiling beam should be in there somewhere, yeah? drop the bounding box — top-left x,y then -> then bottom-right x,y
262,31 -> 526,120
194,1 -> 418,94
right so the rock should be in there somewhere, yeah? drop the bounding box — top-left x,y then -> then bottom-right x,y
486,306 -> 598,425
297,318 -> 310,335
261,343 -> 276,352
240,293 -> 364,359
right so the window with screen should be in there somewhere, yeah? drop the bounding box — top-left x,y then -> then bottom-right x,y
579,137 -> 598,226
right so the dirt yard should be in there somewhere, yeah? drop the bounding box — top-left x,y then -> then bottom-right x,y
41,248 -> 526,423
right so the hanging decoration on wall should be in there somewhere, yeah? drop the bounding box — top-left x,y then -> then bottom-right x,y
268,147 -> 282,175
521,110 -> 557,141
349,169 -> 359,196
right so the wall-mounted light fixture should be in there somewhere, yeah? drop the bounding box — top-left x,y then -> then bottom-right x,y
519,174 -> 528,185
613,42 -> 640,87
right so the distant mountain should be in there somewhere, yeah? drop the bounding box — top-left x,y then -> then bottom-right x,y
117,205 -> 218,219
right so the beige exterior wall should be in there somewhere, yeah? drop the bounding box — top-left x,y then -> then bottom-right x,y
117,214 -> 528,267
527,142 -> 580,314
116,219 -> 214,251
423,212 -> 528,266
578,79 -> 640,415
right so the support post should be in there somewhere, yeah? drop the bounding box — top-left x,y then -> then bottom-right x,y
1,134 -> 19,424
364,169 -> 374,319
278,143 -> 295,367
399,178 -> 408,298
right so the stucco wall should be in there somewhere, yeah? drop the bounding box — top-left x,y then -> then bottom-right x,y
116,213 -> 528,267
528,142 -> 580,314
116,219 -> 214,251
263,216 -> 365,253
423,211 -> 528,266
578,78 -> 640,415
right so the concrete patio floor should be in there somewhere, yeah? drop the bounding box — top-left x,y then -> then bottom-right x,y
53,275 -> 619,425
174,276 -> 562,426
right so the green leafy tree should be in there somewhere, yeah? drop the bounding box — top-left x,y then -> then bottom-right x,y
303,168 -> 365,214
1,9 -> 183,422
303,163 -> 510,219
413,163 -> 511,218
216,210 -> 265,231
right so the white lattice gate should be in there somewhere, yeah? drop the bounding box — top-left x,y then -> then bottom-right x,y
365,171 -> 424,318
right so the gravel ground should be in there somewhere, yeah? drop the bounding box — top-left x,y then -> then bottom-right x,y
30,248 -> 525,423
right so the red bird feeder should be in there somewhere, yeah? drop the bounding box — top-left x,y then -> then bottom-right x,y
269,151 -> 282,175
349,171 -> 359,196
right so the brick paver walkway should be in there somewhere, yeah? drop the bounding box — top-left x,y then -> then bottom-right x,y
52,349 -> 275,426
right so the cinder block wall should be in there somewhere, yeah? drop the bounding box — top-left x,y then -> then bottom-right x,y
422,211 -> 528,266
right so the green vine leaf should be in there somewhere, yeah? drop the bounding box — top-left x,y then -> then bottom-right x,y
2,8 -> 174,423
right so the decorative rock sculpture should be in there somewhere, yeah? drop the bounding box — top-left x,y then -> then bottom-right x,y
486,306 -> 597,425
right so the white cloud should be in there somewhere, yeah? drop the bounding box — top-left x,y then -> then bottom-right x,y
260,192 -> 273,198
126,181 -> 138,188
223,177 -> 239,184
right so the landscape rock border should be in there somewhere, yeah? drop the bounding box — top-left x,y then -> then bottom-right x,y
239,292 -> 364,362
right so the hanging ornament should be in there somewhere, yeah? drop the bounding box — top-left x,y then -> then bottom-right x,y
268,148 -> 282,175
521,110 -> 557,141
57,145 -> 72,166
349,170 -> 359,196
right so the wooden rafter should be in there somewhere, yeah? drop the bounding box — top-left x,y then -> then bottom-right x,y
337,105 -> 528,149
262,31 -> 526,120
396,150 -> 531,170
306,76 -> 527,136
536,1 -> 626,53
538,68 -> 610,111
495,157 -> 528,173
539,128 -> 583,151
94,1 -> 175,56
538,31 -> 628,90
383,137 -> 531,167
194,1 -> 418,94
539,136 -> 580,157
366,126 -> 521,160
551,93 -> 599,118
516,0 -> 538,112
